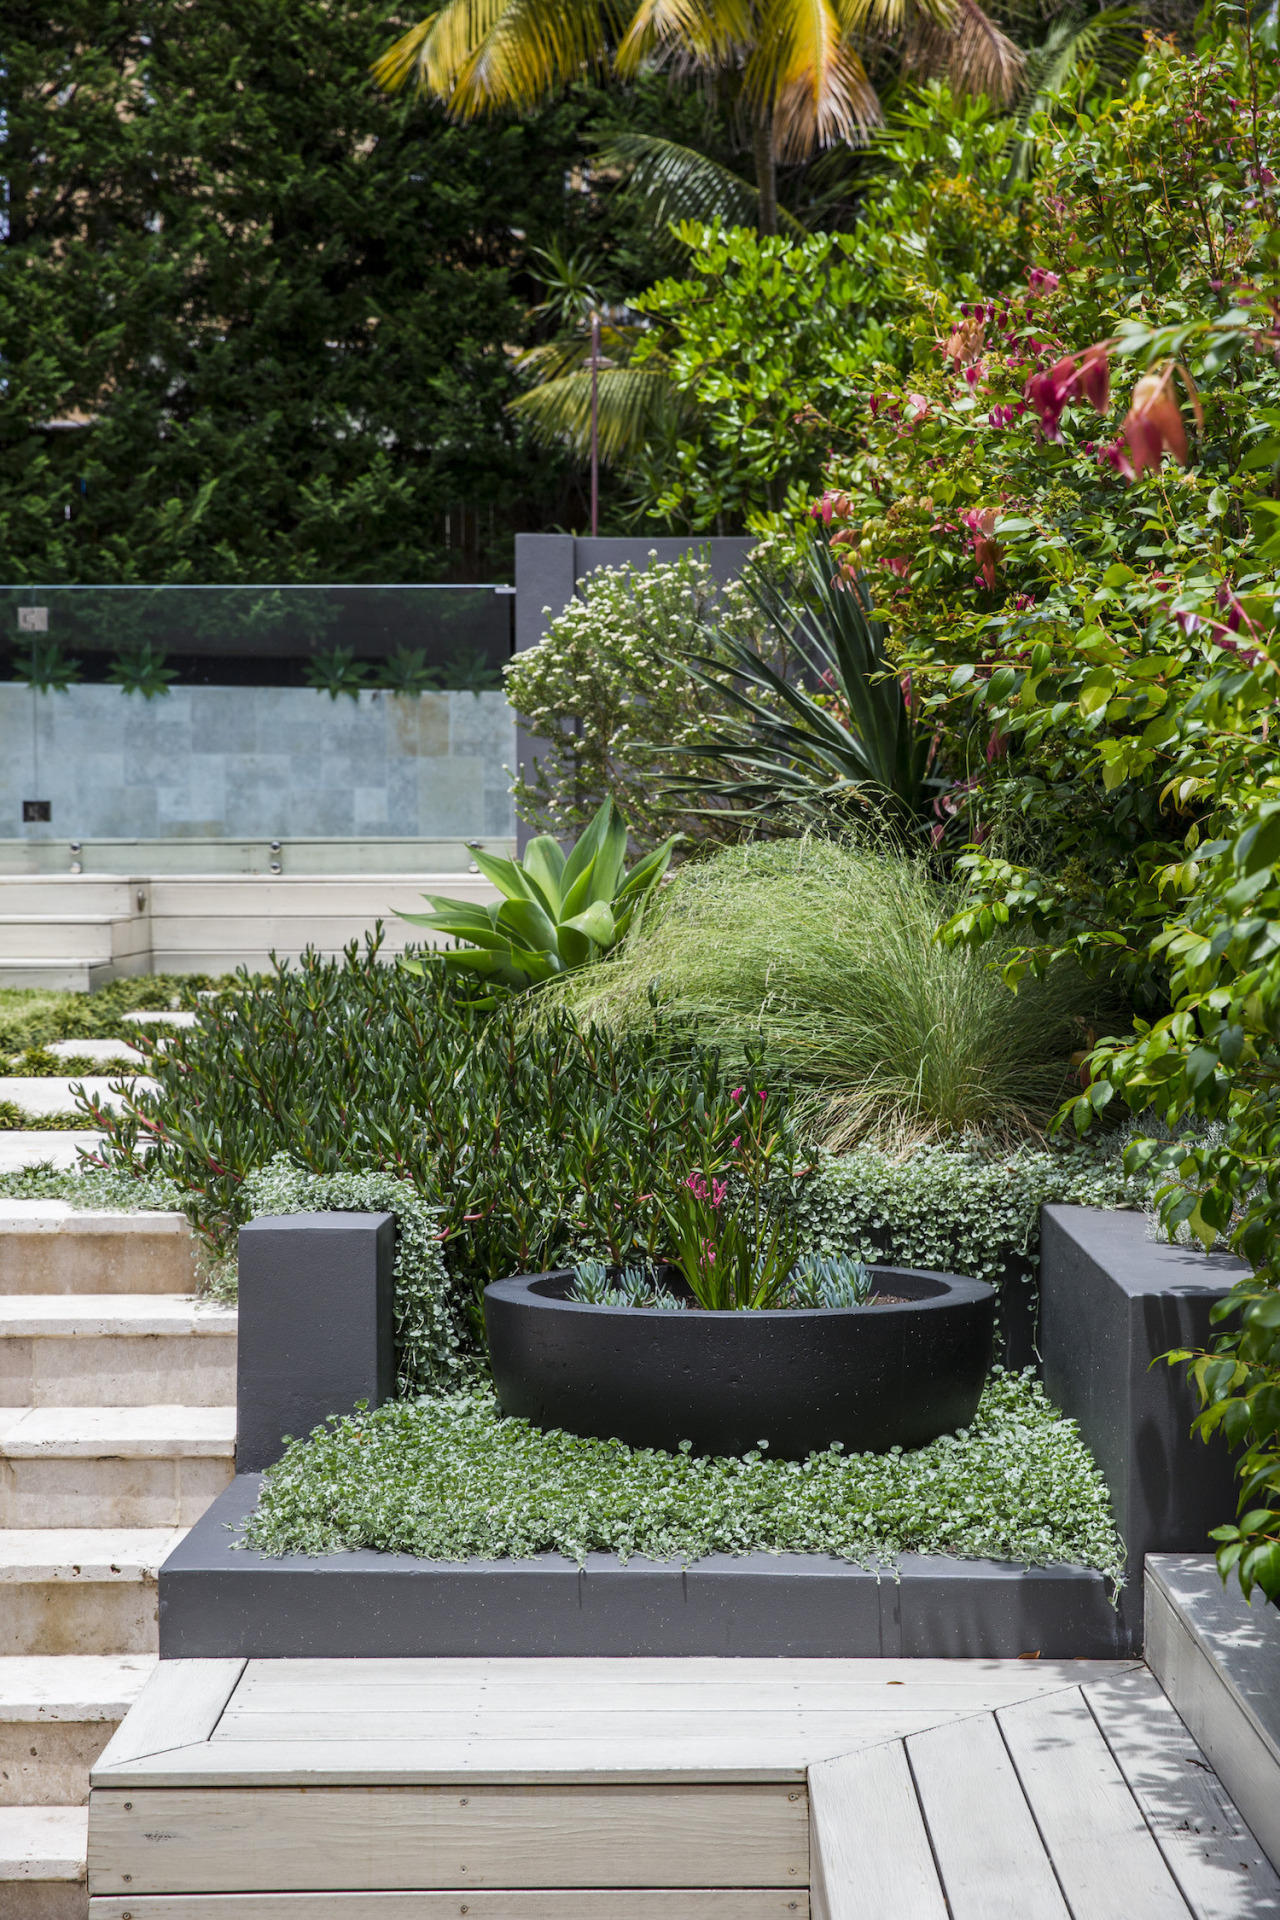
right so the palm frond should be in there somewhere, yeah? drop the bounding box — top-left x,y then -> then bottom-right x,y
899,0 -> 1026,106
755,0 -> 883,156
616,0 -> 753,74
1003,7 -> 1141,178
595,132 -> 808,234
373,0 -> 615,112
508,365 -> 683,462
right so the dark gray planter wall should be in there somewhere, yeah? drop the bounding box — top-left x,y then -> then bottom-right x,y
1039,1204 -> 1244,1647
160,1474 -> 1119,1659
512,533 -> 755,853
235,1212 -> 396,1473
162,1203 -> 1249,1658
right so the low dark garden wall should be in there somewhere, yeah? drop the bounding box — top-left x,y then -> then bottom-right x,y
159,1204 -> 1246,1660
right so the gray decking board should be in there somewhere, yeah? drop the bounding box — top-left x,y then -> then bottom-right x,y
88,1655 -> 1279,1916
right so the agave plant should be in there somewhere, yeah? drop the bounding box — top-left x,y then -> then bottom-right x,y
398,799 -> 677,993
658,524 -> 940,829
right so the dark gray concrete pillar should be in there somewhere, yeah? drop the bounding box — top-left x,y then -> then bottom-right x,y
236,1212 -> 397,1472
1039,1204 -> 1244,1650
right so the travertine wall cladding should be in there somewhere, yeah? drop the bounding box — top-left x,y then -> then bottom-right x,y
0,684 -> 516,842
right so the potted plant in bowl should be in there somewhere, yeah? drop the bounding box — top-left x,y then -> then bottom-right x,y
485,1084 -> 995,1460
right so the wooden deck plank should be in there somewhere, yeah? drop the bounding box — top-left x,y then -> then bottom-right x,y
1084,1668 -> 1280,1920
998,1689 -> 1192,1920
230,1657 -> 1139,1702
88,1784 -> 809,1895
90,1734 -> 848,1786
216,1686 -> 1091,1729
210,1706 -> 1049,1744
907,1712 -> 1070,1920
93,1660 -> 245,1771
88,1896 -> 810,1919
808,1744 -> 947,1920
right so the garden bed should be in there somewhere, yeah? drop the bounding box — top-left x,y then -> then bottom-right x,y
241,1370 -> 1122,1575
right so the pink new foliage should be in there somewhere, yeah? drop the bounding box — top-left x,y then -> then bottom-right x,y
1024,343 -> 1111,441
961,507 -> 1002,589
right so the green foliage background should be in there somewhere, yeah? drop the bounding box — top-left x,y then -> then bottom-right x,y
0,1 -> 727,584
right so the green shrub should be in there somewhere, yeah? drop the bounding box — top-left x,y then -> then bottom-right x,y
91,935 -> 787,1331
242,1369 -> 1124,1582
561,836 -> 1120,1148
503,550 -> 764,853
795,1139 -> 1140,1290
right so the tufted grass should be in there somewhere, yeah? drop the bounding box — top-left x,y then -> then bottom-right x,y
557,837 -> 1122,1150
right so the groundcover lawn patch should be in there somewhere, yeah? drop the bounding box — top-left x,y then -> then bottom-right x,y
243,1367 -> 1125,1585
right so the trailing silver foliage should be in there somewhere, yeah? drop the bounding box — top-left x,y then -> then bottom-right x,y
243,1368 -> 1125,1585
792,1141 -> 1141,1293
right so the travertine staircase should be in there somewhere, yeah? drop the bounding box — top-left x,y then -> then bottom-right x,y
0,1203 -> 235,1917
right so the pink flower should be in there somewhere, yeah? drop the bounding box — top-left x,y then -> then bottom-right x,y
730,1087 -> 744,1103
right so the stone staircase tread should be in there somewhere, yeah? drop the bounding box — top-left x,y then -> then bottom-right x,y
0,1296 -> 234,1336
45,1040 -> 145,1065
0,1802 -> 87,1878
0,1134 -> 108,1172
0,1204 -> 188,1232
0,1530 -> 186,1581
0,1655 -> 155,1720
0,1406 -> 236,1457
0,1077 -> 156,1116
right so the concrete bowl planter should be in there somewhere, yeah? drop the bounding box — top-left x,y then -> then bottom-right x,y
484,1265 -> 996,1461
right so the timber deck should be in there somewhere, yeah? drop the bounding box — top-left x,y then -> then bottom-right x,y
85,1654 -> 1280,1917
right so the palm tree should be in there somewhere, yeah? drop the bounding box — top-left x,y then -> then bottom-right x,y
372,0 -> 1023,237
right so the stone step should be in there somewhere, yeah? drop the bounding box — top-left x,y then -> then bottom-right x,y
0,960 -> 101,993
0,1529 -> 184,1656
0,1656 -> 154,1805
0,1138 -> 107,1175
0,1079 -> 154,1119
0,1802 -> 86,1919
0,1297 -> 236,1408
0,1209 -> 197,1296
43,1042 -> 145,1069
0,917 -> 123,963
0,1407 -> 235,1528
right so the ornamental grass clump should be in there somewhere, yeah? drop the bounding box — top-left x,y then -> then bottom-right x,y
243,1368 -> 1124,1585
562,836 -> 1119,1149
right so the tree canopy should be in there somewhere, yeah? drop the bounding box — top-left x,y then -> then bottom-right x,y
0,0 -> 711,583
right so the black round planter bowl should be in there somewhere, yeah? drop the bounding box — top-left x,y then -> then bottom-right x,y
484,1266 -> 996,1461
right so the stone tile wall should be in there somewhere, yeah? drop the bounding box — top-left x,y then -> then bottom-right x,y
0,684 -> 516,843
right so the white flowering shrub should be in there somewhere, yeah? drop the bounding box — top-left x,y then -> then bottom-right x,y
244,1369 -> 1124,1584
242,1157 -> 472,1396
504,550 -> 766,852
